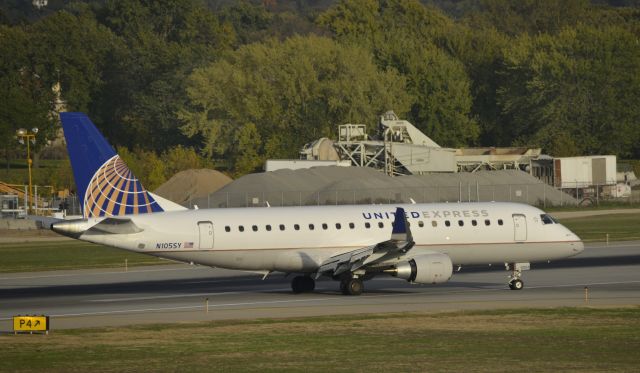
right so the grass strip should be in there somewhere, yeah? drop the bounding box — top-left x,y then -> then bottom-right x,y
2,307 -> 639,372
558,213 -> 640,242
0,240 -> 167,273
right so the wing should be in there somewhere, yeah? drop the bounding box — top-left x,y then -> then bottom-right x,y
316,207 -> 414,278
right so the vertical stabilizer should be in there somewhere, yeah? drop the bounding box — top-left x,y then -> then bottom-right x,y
60,112 -> 165,218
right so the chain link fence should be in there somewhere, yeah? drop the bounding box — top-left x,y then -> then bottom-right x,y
189,183 -> 640,209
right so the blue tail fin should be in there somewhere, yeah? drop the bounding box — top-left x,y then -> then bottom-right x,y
60,112 -> 164,218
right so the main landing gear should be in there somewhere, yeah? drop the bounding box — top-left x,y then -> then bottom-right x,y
291,276 -> 315,293
290,275 -> 366,295
506,262 -> 529,290
340,277 -> 364,296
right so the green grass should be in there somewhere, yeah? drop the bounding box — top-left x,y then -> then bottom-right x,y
2,307 -> 639,372
545,201 -> 640,211
558,213 -> 640,242
0,240 -> 168,272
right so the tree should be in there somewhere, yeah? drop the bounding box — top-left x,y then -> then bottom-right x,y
27,10 -> 116,113
179,35 -> 410,176
0,24 -> 54,169
319,0 -> 479,146
161,145 -> 213,177
463,0 -> 591,36
92,0 -> 235,152
497,25 -> 640,157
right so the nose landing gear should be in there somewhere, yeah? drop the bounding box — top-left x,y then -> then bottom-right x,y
509,278 -> 524,290
506,262 -> 529,290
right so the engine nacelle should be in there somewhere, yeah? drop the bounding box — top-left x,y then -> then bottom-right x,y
391,253 -> 453,284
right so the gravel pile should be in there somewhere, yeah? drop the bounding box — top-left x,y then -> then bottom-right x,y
154,169 -> 232,205
188,167 -> 577,208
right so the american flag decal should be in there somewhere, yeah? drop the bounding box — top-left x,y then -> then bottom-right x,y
184,242 -> 194,249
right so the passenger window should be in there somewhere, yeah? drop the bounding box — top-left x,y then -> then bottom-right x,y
365,222 -> 371,229
336,223 -> 341,229
378,222 -> 384,228
279,224 -> 285,231
294,224 -> 300,231
445,220 -> 451,227
418,221 -> 424,228
239,225 -> 244,232
431,221 -> 437,227
225,226 -> 230,232
309,224 -> 314,230
266,225 -> 272,231
472,220 -> 477,226
458,220 -> 464,227
498,219 -> 504,226
252,225 -> 258,232
349,222 -> 355,229
322,223 -> 328,230
485,219 -> 490,226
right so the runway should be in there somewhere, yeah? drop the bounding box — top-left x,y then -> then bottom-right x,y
1,241 -> 639,330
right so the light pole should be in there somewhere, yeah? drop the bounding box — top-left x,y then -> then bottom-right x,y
16,127 -> 38,214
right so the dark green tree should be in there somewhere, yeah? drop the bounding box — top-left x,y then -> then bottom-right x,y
179,35 -> 410,175
319,0 -> 478,147
93,0 -> 235,151
497,25 -> 640,156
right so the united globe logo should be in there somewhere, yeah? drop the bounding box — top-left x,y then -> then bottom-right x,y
83,155 -> 162,217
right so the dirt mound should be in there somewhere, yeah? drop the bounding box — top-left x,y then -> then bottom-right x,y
198,167 -> 577,207
154,169 -> 232,205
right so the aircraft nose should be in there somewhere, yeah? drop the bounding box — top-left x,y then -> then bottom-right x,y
571,240 -> 585,255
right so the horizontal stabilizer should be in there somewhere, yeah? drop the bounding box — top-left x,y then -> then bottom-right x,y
87,218 -> 144,235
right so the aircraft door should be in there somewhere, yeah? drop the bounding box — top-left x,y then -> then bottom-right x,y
198,221 -> 214,249
512,214 -> 527,242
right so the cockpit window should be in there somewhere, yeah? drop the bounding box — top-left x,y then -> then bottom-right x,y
540,214 -> 557,225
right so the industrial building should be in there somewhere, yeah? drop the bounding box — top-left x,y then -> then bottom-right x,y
298,111 -> 543,175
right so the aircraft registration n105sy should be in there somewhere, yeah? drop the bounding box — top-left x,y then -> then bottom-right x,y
52,112 -> 584,295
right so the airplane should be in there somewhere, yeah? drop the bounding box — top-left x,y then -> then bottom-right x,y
51,112 -> 584,295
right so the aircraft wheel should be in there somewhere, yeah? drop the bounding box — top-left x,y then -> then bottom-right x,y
509,279 -> 524,290
303,276 -> 315,292
345,278 -> 364,296
291,276 -> 305,294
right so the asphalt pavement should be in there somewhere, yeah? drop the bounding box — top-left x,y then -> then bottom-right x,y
1,241 -> 639,330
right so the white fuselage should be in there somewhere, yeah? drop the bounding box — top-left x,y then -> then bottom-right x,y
77,202 -> 583,273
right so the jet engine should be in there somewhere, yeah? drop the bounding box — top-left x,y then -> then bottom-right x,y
389,253 -> 453,284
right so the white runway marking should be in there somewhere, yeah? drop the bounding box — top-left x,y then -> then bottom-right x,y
1,280 -> 639,322
526,280 -> 640,289
89,288 -> 292,303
